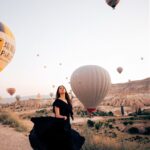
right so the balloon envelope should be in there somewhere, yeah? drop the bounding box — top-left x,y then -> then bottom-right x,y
70,65 -> 111,112
117,67 -> 123,74
106,0 -> 120,9
7,88 -> 16,96
0,22 -> 15,71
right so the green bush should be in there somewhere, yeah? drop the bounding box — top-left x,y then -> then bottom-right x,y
103,122 -> 109,127
94,122 -> 103,131
128,127 -> 139,134
108,111 -> 114,116
108,124 -> 113,129
123,121 -> 129,126
107,118 -> 115,123
87,119 -> 95,127
144,127 -> 150,135
128,121 -> 133,125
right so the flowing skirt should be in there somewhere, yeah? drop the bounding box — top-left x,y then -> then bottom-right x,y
29,116 -> 85,150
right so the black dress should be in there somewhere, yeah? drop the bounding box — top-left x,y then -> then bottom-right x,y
29,99 -> 85,150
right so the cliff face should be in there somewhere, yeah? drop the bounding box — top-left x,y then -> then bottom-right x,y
101,78 -> 150,107
108,78 -> 150,95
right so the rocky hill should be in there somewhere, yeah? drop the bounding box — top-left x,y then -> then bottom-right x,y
101,78 -> 150,107
108,77 -> 150,95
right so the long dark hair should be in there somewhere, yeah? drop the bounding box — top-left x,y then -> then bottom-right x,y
55,85 -> 72,107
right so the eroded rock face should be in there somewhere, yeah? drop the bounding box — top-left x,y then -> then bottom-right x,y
101,78 -> 150,107
108,78 -> 150,95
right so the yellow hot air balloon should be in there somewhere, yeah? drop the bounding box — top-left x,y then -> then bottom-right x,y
70,65 -> 111,113
0,22 -> 15,72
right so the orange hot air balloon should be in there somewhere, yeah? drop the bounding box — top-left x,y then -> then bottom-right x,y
0,22 -> 16,72
70,65 -> 111,113
106,0 -> 120,9
7,88 -> 16,96
117,67 -> 123,74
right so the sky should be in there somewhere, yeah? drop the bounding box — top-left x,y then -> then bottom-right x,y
0,0 -> 149,98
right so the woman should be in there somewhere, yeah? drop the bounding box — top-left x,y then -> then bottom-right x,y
29,85 -> 85,150
53,85 -> 85,150
53,85 -> 73,129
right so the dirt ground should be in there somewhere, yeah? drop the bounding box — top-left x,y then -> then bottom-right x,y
0,124 -> 32,150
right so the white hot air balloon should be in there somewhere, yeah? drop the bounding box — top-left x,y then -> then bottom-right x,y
70,65 -> 111,113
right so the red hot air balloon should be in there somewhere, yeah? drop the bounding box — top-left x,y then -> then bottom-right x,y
7,88 -> 16,96
117,67 -> 123,74
106,0 -> 120,9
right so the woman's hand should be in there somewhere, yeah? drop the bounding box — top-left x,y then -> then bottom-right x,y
63,116 -> 67,120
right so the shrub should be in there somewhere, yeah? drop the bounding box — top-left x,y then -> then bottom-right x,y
128,127 -> 139,134
103,122 -> 109,127
144,127 -> 150,135
94,122 -> 103,131
128,121 -> 133,125
123,121 -> 129,126
0,110 -> 28,132
108,111 -> 114,116
87,119 -> 95,127
107,118 -> 115,123
108,124 -> 113,129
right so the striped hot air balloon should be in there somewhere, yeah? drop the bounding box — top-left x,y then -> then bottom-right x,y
0,22 -> 15,72
70,65 -> 111,113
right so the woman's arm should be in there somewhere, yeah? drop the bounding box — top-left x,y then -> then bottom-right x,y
54,106 -> 67,120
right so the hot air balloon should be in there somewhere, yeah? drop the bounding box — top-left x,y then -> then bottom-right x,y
140,57 -> 143,60
106,0 -> 120,9
70,65 -> 111,113
7,88 -> 16,96
0,22 -> 16,72
15,95 -> 21,102
43,65 -> 47,69
117,67 -> 123,74
50,92 -> 54,98
36,93 -> 41,100
59,63 -> 62,66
